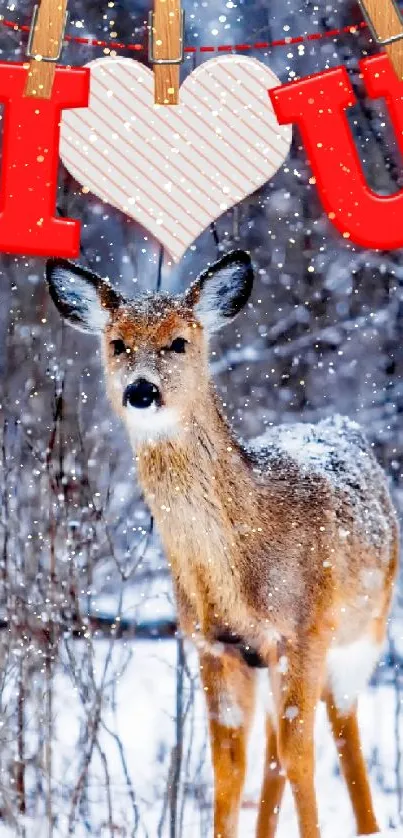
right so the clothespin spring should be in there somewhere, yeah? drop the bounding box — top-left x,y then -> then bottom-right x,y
148,9 -> 185,65
358,0 -> 403,46
27,3 -> 69,61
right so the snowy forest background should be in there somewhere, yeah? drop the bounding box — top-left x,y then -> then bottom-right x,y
0,0 -> 401,835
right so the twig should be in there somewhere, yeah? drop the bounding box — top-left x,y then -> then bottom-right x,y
170,635 -> 185,838
391,634 -> 403,823
101,719 -> 140,836
95,741 -> 114,838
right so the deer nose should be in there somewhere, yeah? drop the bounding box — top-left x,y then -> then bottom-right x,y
123,378 -> 161,410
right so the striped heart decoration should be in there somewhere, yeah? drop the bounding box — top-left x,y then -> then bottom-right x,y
60,55 -> 291,263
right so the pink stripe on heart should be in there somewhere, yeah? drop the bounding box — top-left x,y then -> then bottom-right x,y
60,55 -> 291,263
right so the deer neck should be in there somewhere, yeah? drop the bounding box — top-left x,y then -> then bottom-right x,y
135,388 -> 253,511
133,388 -> 258,580
132,392 -> 279,640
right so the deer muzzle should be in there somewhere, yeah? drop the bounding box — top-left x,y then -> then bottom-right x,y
123,378 -> 162,410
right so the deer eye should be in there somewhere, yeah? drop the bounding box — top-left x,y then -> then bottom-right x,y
111,339 -> 126,357
168,337 -> 187,354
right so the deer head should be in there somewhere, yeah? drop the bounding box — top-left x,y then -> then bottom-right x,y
46,250 -> 254,444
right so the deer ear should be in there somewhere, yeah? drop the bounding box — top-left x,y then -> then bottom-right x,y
187,250 -> 254,333
46,259 -> 121,333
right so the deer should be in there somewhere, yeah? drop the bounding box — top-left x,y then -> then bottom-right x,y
46,249 -> 398,838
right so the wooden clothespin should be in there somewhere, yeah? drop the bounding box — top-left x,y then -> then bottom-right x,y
149,0 -> 184,105
24,0 -> 69,98
358,0 -> 403,80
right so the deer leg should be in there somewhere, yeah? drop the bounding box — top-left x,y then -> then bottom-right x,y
256,714 -> 286,838
277,636 -> 328,838
199,650 -> 256,838
256,662 -> 286,838
325,696 -> 379,835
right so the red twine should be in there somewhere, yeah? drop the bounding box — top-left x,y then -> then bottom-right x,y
0,15 -> 369,56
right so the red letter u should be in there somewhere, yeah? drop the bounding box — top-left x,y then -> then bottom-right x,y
270,55 -> 403,250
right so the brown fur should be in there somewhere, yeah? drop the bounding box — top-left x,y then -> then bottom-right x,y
102,295 -> 399,838
48,263 -> 399,838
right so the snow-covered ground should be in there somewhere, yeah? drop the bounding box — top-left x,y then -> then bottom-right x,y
1,633 -> 399,838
